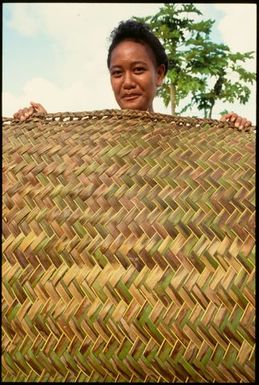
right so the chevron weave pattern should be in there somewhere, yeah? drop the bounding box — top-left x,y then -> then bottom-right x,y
2,109 -> 255,382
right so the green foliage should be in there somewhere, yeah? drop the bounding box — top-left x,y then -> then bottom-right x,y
134,4 -> 255,117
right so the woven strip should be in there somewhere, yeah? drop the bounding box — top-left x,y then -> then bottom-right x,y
2,109 -> 255,382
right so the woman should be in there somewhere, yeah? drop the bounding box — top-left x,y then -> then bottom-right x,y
13,20 -> 252,129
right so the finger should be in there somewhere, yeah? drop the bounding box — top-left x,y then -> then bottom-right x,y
28,106 -> 34,115
22,107 -> 30,118
220,112 -> 236,122
245,120 -> 252,127
24,106 -> 34,116
23,107 -> 29,117
230,113 -> 238,122
234,116 -> 243,127
13,109 -> 23,119
238,119 -> 252,130
220,113 -> 231,121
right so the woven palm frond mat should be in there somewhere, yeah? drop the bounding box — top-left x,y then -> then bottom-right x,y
2,109 -> 255,383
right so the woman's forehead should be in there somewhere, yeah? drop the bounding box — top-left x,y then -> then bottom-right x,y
110,39 -> 156,66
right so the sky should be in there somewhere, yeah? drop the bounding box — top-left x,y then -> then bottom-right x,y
2,3 -> 257,122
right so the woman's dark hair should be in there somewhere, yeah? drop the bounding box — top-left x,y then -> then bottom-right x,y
107,19 -> 168,75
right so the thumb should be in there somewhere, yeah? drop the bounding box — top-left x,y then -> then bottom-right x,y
30,101 -> 39,111
30,101 -> 47,113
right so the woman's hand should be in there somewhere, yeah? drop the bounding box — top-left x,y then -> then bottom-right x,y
220,112 -> 252,130
13,101 -> 47,121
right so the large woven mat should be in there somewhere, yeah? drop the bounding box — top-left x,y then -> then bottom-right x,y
2,109 -> 255,382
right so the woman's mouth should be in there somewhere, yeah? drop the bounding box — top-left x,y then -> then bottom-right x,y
122,94 -> 140,101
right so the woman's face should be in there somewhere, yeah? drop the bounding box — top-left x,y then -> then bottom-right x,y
109,40 -> 165,112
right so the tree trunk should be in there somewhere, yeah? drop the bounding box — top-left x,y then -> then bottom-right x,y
204,105 -> 213,119
208,101 -> 215,119
169,83 -> 176,115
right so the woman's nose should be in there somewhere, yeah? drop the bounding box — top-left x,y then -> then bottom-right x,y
123,71 -> 136,89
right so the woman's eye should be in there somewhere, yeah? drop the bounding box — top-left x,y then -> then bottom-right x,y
134,67 -> 145,73
113,70 -> 123,77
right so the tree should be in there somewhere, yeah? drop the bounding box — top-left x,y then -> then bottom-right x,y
134,4 -> 255,117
